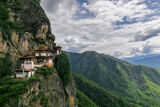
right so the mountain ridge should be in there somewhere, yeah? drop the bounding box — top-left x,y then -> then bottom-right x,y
66,51 -> 160,107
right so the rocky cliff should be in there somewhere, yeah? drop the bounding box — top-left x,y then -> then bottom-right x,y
0,0 -> 55,60
0,0 -> 77,107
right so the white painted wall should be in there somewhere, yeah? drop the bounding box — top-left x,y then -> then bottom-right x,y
57,51 -> 60,55
41,53 -> 47,56
48,59 -> 53,64
35,64 -> 44,68
16,73 -> 24,78
35,53 -> 39,56
32,72 -> 35,76
16,71 -> 35,78
36,52 -> 52,56
16,72 -> 27,78
23,60 -> 34,69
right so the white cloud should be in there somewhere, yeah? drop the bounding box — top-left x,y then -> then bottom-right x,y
41,0 -> 160,58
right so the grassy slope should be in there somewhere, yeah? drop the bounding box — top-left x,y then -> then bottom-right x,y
74,74 -> 138,107
66,51 -> 160,107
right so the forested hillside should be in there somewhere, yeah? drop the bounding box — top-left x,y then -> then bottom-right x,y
74,74 -> 137,107
67,51 -> 160,107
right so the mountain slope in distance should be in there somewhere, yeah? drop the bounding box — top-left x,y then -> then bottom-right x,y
66,51 -> 160,107
123,54 -> 160,69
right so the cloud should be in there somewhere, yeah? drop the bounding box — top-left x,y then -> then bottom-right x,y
41,0 -> 160,58
142,45 -> 153,54
134,28 -> 160,41
41,0 -> 77,13
40,0 -> 63,12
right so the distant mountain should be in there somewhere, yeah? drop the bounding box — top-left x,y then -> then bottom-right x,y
123,54 -> 160,68
66,51 -> 160,107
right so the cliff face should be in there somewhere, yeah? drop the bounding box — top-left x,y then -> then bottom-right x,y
0,0 -> 55,59
3,70 -> 76,107
0,0 -> 77,107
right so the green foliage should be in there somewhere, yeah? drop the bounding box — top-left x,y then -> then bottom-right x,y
0,66 -> 51,105
32,95 -> 38,102
74,74 -> 137,107
0,53 -> 12,78
28,73 -> 40,82
0,63 -> 56,105
0,1 -> 23,39
38,83 -> 42,89
40,95 -> 48,107
76,90 -> 98,107
36,66 -> 54,78
10,0 -> 51,36
33,0 -> 41,3
55,52 -> 71,87
67,51 -> 160,107
0,76 -> 28,105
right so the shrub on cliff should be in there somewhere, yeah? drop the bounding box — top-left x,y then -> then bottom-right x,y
55,52 -> 71,87
33,0 -> 41,3
36,66 -> 55,79
0,54 -> 12,78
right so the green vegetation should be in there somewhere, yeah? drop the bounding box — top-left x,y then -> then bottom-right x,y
28,74 -> 40,82
74,74 -> 137,107
55,52 -> 71,87
0,76 -> 28,105
67,51 -> 160,107
40,94 -> 48,107
0,0 -> 23,39
0,66 -> 54,105
0,73 -> 42,105
33,0 -> 41,3
0,53 -> 12,78
10,0 -> 50,36
76,90 -> 98,107
36,66 -> 55,78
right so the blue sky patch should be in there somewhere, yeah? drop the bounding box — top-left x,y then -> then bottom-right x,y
74,0 -> 95,19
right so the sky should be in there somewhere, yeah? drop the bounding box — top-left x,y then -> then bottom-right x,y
41,0 -> 160,58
